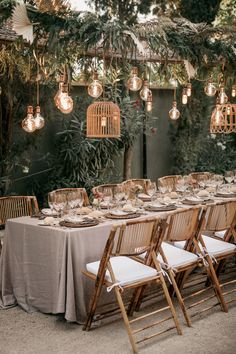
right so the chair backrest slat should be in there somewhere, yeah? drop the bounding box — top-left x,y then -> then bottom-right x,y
165,207 -> 201,242
205,201 -> 236,231
0,196 -> 39,226
190,172 -> 212,182
157,175 -> 182,191
48,188 -> 89,206
92,184 -> 122,198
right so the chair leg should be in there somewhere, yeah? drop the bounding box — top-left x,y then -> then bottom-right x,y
205,256 -> 228,313
166,269 -> 192,327
83,280 -> 104,331
127,286 -> 145,316
115,287 -> 138,354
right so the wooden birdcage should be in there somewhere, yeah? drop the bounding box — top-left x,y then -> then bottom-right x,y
210,103 -> 236,134
86,101 -> 120,138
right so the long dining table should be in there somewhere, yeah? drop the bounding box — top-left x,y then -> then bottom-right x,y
0,195 -> 235,323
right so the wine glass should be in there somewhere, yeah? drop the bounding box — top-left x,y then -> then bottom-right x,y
67,191 -> 78,214
147,181 -> 157,202
225,171 -> 234,184
48,192 -> 55,215
53,193 -> 67,217
102,188 -> 113,209
114,185 -> 125,208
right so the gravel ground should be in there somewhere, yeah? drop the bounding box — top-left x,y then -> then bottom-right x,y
0,301 -> 235,354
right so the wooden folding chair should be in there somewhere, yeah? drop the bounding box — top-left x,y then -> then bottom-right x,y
199,201 -> 236,306
157,175 -> 182,192
149,207 -> 228,322
83,217 -> 182,353
122,179 -> 151,194
48,187 -> 89,206
0,195 -> 39,253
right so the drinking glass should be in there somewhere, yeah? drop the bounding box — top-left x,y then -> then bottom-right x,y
48,192 -> 55,214
67,191 -> 78,213
103,188 -> 113,209
54,193 -> 67,217
114,185 -> 125,208
225,171 -> 234,184
147,181 -> 157,201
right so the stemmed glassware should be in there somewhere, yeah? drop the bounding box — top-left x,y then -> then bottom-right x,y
146,181 -> 157,202
67,191 -> 79,214
53,193 -> 67,217
48,192 -> 56,215
114,185 -> 125,208
102,188 -> 113,210
225,171 -> 234,184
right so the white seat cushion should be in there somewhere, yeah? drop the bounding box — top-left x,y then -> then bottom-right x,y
158,242 -> 198,268
173,241 -> 185,249
86,256 -> 158,286
214,230 -> 226,239
201,235 -> 236,257
0,230 -> 4,239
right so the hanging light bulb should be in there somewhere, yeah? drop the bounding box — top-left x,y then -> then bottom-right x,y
182,88 -> 188,104
140,80 -> 152,101
88,70 -> 103,98
232,85 -> 236,98
146,91 -> 152,112
57,84 -> 73,114
218,86 -> 228,105
186,83 -> 192,97
127,67 -> 142,91
22,106 -> 36,133
34,106 -> 45,129
211,104 -> 224,125
54,82 -> 64,108
169,101 -> 180,120
204,76 -> 217,96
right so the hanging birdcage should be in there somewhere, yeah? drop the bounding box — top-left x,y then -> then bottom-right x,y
86,101 -> 120,138
210,103 -> 236,134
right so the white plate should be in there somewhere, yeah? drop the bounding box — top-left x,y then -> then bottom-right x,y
41,208 -> 58,216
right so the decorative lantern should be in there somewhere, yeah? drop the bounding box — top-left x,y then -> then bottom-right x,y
218,86 -> 228,105
88,70 -> 103,98
210,103 -> 236,133
87,101 -> 120,138
22,105 -> 36,133
127,67 -> 142,91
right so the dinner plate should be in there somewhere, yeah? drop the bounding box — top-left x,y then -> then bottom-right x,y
41,208 -> 58,216
215,192 -> 236,198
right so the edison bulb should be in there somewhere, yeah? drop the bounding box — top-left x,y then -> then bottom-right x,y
127,67 -> 142,91
218,87 -> 228,104
232,85 -> 236,98
146,91 -> 152,112
182,88 -> 188,104
186,83 -> 192,97
169,101 -> 180,120
204,80 -> 216,97
88,70 -> 103,98
140,80 -> 152,101
54,82 -> 64,108
22,106 -> 36,133
34,106 -> 45,129
57,93 -> 74,114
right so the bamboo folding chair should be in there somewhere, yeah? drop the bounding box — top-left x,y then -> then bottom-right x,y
92,183 -> 122,198
48,188 -> 89,206
157,175 -> 182,192
83,217 -> 182,353
0,195 -> 39,253
189,172 -> 212,182
199,201 -> 236,306
122,179 -> 151,194
146,207 -> 229,321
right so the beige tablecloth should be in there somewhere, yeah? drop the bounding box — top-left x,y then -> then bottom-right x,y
0,216 -> 117,323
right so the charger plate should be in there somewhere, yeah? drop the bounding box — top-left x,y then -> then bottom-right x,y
105,212 -> 141,220
144,204 -> 176,212
215,192 -> 236,198
59,220 -> 99,228
182,198 -> 214,205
